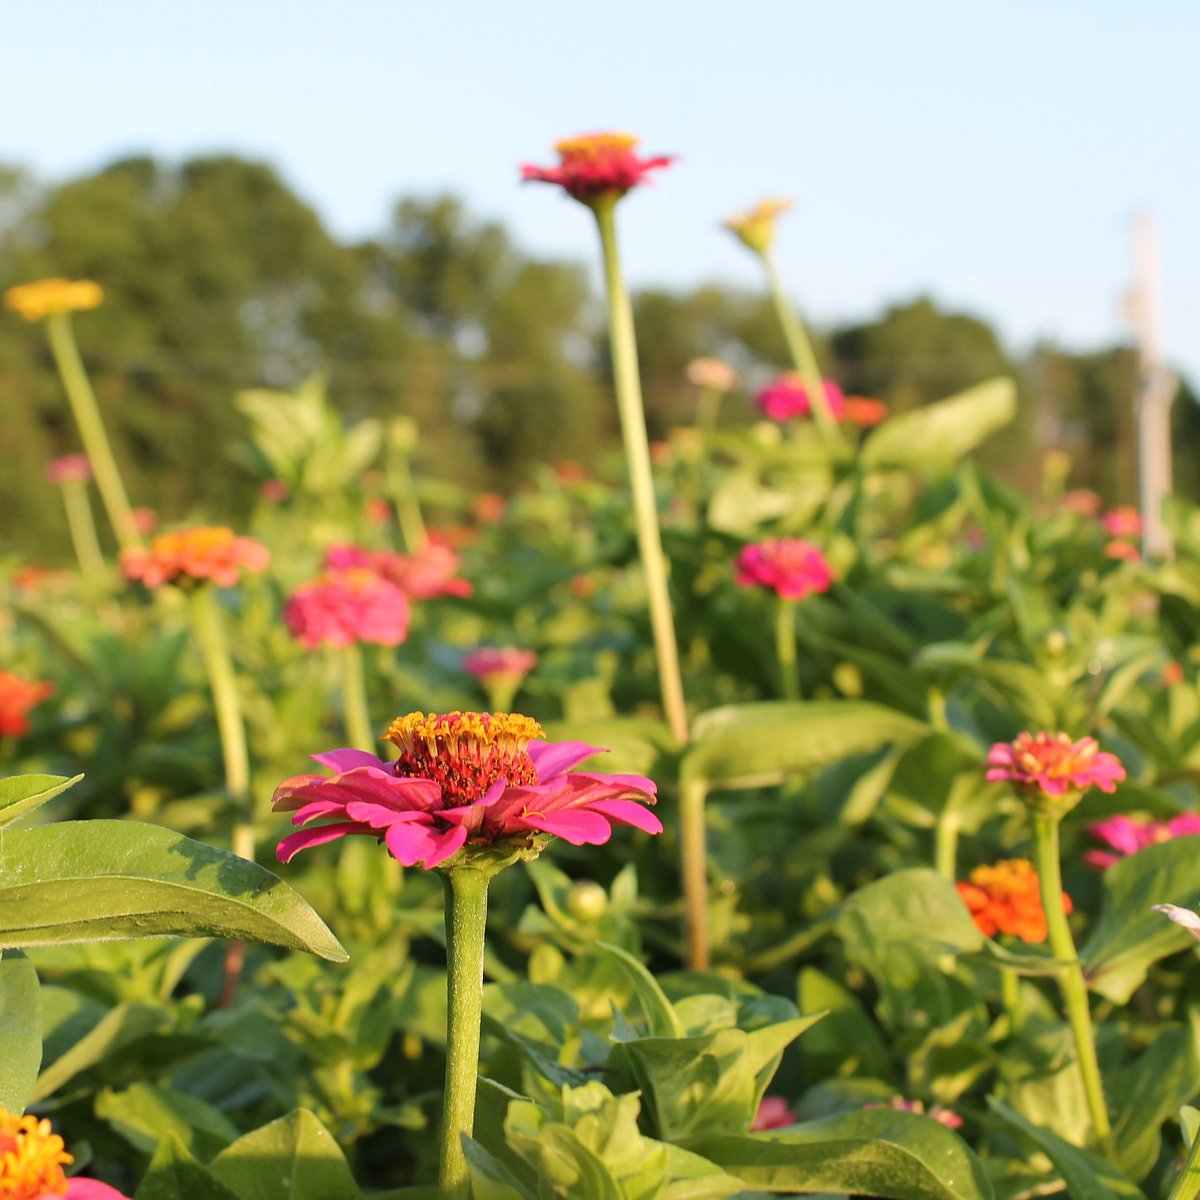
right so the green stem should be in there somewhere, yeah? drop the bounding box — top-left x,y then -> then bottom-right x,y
482,680 -> 518,714
695,385 -> 722,434
775,596 -> 799,700
680,780 -> 710,969
761,249 -> 839,440
933,811 -> 959,882
1032,812 -> 1114,1159
387,455 -> 429,554
593,199 -> 689,746
438,866 -> 491,1200
1000,967 -> 1024,1035
45,313 -> 141,550
60,477 -> 105,574
340,642 -> 376,753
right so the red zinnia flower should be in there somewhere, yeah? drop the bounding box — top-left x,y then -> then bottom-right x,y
521,132 -> 674,205
956,858 -> 1069,944
273,711 -> 661,869
120,527 -> 269,589
735,539 -> 835,601
285,569 -> 411,650
0,672 -> 55,737
986,732 -> 1126,803
0,1105 -> 131,1197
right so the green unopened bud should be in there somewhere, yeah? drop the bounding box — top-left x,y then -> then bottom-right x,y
567,880 -> 608,922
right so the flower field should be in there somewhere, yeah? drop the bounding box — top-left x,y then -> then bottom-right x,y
2,134 -> 1200,1200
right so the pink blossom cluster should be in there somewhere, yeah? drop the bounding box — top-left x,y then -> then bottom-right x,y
1085,813 -> 1200,869
986,732 -> 1126,799
735,539 -> 835,601
284,568 -> 411,650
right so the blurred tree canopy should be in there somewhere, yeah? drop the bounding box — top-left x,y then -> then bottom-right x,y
0,154 -> 1195,560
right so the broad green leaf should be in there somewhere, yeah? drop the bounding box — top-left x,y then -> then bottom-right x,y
1169,1108 -> 1200,1200
797,967 -> 895,1082
0,820 -> 346,962
134,1134 -> 242,1200
683,701 -> 926,789
0,773 -> 84,830
838,869 -> 984,958
462,1136 -> 539,1200
914,644 -> 1061,730
596,941 -> 686,1039
208,1109 -> 362,1200
0,950 -> 40,1110
96,1081 -> 240,1162
1080,838 -> 1200,1002
683,1107 -> 993,1199
987,1099 -> 1145,1200
860,377 -> 1016,470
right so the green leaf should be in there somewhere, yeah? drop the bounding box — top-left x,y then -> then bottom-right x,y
682,1107 -> 994,1199
987,1099 -> 1145,1199
207,1109 -> 362,1200
838,869 -> 984,958
134,1134 -> 242,1200
860,377 -> 1016,470
0,950 -> 40,1110
797,967 -> 895,1083
1168,1109 -> 1200,1200
462,1136 -> 539,1200
0,773 -> 84,830
682,701 -> 926,789
1080,838 -> 1200,1002
596,941 -> 686,1039
96,1082 -> 240,1162
0,820 -> 346,962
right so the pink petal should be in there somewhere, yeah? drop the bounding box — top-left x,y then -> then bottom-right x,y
277,821 -> 368,862
312,748 -> 390,772
291,798 -> 351,824
576,770 -> 658,797
583,798 -> 664,834
513,807 -> 613,845
528,739 -> 606,780
343,801 -> 436,829
65,1179 -> 134,1199
385,819 -> 467,868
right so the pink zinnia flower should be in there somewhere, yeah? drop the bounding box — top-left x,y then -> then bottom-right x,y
45,455 -> 91,485
273,711 -> 661,869
323,541 -> 473,600
1102,506 -> 1142,539
522,132 -> 674,205
755,374 -> 845,423
462,647 -> 538,688
260,479 -> 289,504
735,539 -> 835,601
0,1105 -> 131,1197
1061,489 -> 1102,517
986,732 -> 1126,800
1085,813 -> 1200,869
867,1097 -> 964,1131
285,569 -> 411,650
130,507 -> 158,536
751,1096 -> 796,1131
121,527 -> 269,589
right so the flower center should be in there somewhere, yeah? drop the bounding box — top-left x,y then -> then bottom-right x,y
0,1110 -> 72,1198
1014,732 -> 1097,782
554,132 -> 638,160
384,711 -> 543,806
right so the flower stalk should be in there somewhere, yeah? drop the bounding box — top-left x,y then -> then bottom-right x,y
680,779 -> 710,969
339,642 -> 376,753
59,475 -> 105,575
775,596 -> 799,700
45,312 -> 142,550
1031,812 -> 1114,1159
437,864 -> 492,1200
592,197 -> 688,745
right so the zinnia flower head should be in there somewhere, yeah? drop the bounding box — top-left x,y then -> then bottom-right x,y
755,374 -> 845,423
4,278 -> 103,322
735,539 -> 835,601
686,358 -> 739,392
751,1096 -> 796,1131
956,858 -> 1070,943
323,541 -> 472,600
273,711 -> 661,869
462,646 -> 538,692
45,456 -> 91,486
986,731 -> 1126,815
723,198 -> 792,255
1085,813 -> 1200,870
1104,540 -> 1141,562
0,672 -> 55,738
1102,506 -> 1142,539
285,569 -> 411,650
841,396 -> 889,428
0,1106 -> 130,1198
120,526 -> 270,590
1061,488 -> 1103,517
521,132 -> 674,206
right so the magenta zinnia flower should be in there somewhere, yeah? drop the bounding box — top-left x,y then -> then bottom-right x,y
521,132 -> 674,204
735,539 -> 835,601
273,711 -> 661,868
462,646 -> 538,687
1085,813 -> 1200,869
284,568 -> 411,650
755,374 -> 845,423
986,732 -> 1126,800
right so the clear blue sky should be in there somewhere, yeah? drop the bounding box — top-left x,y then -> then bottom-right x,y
5,0 -> 1198,384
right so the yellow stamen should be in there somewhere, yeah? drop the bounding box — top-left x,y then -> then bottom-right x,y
554,132 -> 639,157
0,1109 -> 72,1198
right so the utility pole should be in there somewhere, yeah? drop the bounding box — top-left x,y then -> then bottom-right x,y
1125,211 -> 1177,558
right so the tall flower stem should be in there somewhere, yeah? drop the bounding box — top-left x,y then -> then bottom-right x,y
1000,967 -> 1024,1035
680,779 -> 710,969
437,865 -> 491,1200
695,385 -> 723,434
387,454 -> 429,554
775,596 -> 800,700
1031,812 -> 1114,1159
761,250 -> 838,439
59,478 -> 105,575
189,585 -> 254,1005
593,198 -> 688,745
340,643 -> 376,753
933,811 -> 959,881
45,313 -> 141,550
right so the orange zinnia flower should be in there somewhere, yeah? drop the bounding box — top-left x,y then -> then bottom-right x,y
4,277 -> 103,322
956,858 -> 1070,943
0,672 -> 54,738
120,526 -> 270,589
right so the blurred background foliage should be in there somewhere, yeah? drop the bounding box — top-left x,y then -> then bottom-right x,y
2,153 -> 1197,560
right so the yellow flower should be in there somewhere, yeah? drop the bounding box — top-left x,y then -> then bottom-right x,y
4,278 -> 103,322
723,198 -> 792,255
